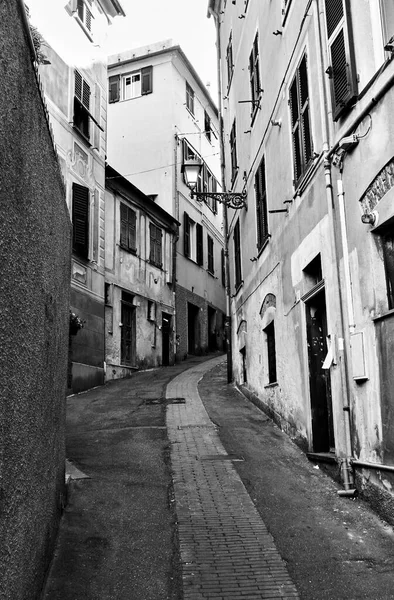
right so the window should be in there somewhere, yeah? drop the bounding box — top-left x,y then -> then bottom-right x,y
221,248 -> 226,287
226,33 -> 234,90
230,119 -> 238,184
234,220 -> 242,289
255,157 -> 269,250
381,0 -> 394,48
204,111 -> 212,142
207,235 -> 214,274
324,0 -> 357,121
74,70 -> 91,140
147,300 -> 156,321
120,203 -> 136,252
76,0 -> 93,33
265,321 -> 277,384
72,183 -> 89,259
186,82 -> 195,115
183,139 -> 198,162
109,67 -> 152,103
249,33 -> 261,120
197,224 -> 204,266
149,223 -> 162,267
289,54 -> 313,185
184,213 -> 203,265
121,292 -> 135,366
381,233 -> 394,309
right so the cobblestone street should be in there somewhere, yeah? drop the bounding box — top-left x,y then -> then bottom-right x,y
167,356 -> 299,599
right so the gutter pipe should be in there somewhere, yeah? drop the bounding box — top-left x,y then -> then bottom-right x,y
315,0 -> 356,495
209,3 -> 233,383
351,460 -> 394,473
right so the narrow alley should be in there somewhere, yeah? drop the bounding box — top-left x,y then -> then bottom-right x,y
43,356 -> 394,600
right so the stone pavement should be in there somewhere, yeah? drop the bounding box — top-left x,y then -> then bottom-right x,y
166,355 -> 299,600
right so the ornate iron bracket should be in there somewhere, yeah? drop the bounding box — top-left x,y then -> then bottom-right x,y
190,190 -> 247,210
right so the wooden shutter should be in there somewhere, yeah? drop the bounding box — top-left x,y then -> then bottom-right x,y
299,56 -> 313,165
207,235 -> 214,273
325,0 -> 357,121
108,75 -> 120,103
196,223 -> 203,265
128,209 -> 136,250
221,248 -> 225,287
255,157 -> 268,249
234,220 -> 242,288
141,66 -> 153,95
289,74 -> 302,182
184,212 -> 190,258
72,183 -> 89,258
120,203 -> 128,247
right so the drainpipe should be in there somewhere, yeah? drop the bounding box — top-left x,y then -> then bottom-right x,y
172,137 -> 179,362
315,0 -> 356,494
209,4 -> 233,383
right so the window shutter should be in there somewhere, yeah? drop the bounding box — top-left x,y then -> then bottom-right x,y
72,183 -> 89,258
221,248 -> 225,287
141,66 -> 153,95
128,209 -> 136,250
255,158 -> 268,249
289,75 -> 302,182
325,0 -> 357,121
299,55 -> 313,166
120,203 -> 128,247
108,75 -> 120,103
184,212 -> 190,258
196,223 -> 203,265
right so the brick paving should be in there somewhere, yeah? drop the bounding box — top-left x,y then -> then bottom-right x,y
166,356 -> 299,600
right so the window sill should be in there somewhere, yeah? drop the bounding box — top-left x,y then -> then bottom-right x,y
207,269 -> 215,277
373,308 -> 394,323
120,244 -> 137,255
185,106 -> 196,120
264,382 -> 279,389
234,280 -> 244,295
148,260 -> 163,270
72,125 -> 91,147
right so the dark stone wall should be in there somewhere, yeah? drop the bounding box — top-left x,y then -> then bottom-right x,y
0,3 -> 71,600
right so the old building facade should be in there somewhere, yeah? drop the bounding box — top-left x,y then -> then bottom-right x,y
28,0 -> 125,392
107,42 -> 226,361
209,0 -> 394,520
105,165 -> 178,377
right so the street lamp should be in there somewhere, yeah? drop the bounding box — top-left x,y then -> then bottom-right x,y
182,158 -> 246,383
182,159 -> 247,210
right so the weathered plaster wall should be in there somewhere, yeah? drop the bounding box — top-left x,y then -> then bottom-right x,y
0,3 -> 71,599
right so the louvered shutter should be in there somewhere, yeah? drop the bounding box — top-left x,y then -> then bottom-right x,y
196,223 -> 203,265
255,158 -> 268,249
184,212 -> 190,258
141,66 -> 153,95
299,55 -> 313,166
325,0 -> 357,121
108,75 -> 120,103
120,203 -> 128,247
72,183 -> 89,258
289,75 -> 302,183
221,249 -> 225,287
128,209 -> 136,250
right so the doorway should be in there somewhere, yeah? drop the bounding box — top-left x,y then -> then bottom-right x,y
187,302 -> 200,354
162,313 -> 172,366
305,289 -> 335,452
121,292 -> 136,366
208,306 -> 217,352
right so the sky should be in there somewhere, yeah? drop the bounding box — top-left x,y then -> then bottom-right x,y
104,0 -> 218,101
27,0 -> 218,101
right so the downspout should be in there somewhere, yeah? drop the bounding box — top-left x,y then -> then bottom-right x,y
173,137 -> 179,362
209,3 -> 233,383
315,0 -> 356,495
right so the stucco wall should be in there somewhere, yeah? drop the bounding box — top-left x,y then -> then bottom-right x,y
0,3 -> 71,599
